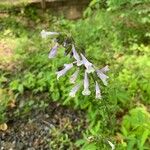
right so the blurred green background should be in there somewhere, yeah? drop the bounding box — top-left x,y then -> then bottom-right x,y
0,0 -> 150,149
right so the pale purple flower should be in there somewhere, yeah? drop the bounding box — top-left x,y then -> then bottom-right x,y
41,30 -> 59,38
69,84 -> 80,97
96,70 -> 109,86
95,81 -> 102,99
48,43 -> 58,59
56,63 -> 73,80
80,53 -> 95,73
70,69 -> 79,84
108,141 -> 115,150
72,45 -> 83,66
82,71 -> 91,95
63,41 -> 67,47
100,65 -> 109,73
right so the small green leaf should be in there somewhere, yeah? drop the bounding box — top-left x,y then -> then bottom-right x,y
75,139 -> 86,147
141,129 -> 149,147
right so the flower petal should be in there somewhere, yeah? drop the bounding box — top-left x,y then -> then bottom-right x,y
82,71 -> 91,95
108,141 -> 115,150
80,53 -> 95,73
69,84 -> 80,97
72,45 -> 82,66
70,69 -> 79,84
100,65 -> 109,73
82,88 -> 91,95
96,70 -> 109,86
95,81 -> 102,99
56,63 -> 73,80
41,30 -> 59,38
48,44 -> 58,59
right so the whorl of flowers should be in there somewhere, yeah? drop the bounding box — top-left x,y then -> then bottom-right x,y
41,30 -> 109,99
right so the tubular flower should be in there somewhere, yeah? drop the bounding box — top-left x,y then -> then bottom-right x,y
72,45 -> 83,66
69,84 -> 80,97
48,43 -> 58,59
108,141 -> 115,150
70,69 -> 79,84
63,41 -> 67,47
56,63 -> 73,80
80,53 -> 95,73
82,71 -> 91,95
100,65 -> 109,73
96,70 -> 109,86
95,81 -> 102,99
41,30 -> 59,38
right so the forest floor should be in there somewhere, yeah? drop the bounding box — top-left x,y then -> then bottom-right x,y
0,100 -> 86,149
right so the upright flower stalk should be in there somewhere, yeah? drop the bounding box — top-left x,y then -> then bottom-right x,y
41,30 -> 109,99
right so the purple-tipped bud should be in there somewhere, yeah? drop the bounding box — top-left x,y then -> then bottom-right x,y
82,71 -> 91,95
72,45 -> 83,66
41,30 -> 59,38
80,53 -> 95,73
48,43 -> 58,59
96,70 -> 109,86
95,81 -> 102,99
70,69 -> 79,84
100,65 -> 109,73
69,84 -> 80,97
56,63 -> 73,80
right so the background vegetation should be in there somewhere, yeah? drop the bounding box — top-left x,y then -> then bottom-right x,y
0,0 -> 150,149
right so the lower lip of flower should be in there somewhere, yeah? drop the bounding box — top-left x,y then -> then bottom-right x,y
82,89 -> 91,95
96,93 -> 101,99
69,92 -> 75,97
86,66 -> 95,73
77,61 -> 83,66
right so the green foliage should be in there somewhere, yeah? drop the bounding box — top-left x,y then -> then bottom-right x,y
0,90 -> 8,123
0,0 -> 150,149
0,89 -> 14,123
120,106 -> 150,150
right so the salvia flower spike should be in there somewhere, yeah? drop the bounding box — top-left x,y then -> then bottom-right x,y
69,84 -> 80,97
82,71 -> 91,95
41,30 -> 59,38
72,45 -> 83,66
41,30 -> 110,99
80,53 -> 95,73
56,63 -> 73,80
70,69 -> 79,84
48,43 -> 58,59
95,81 -> 102,99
